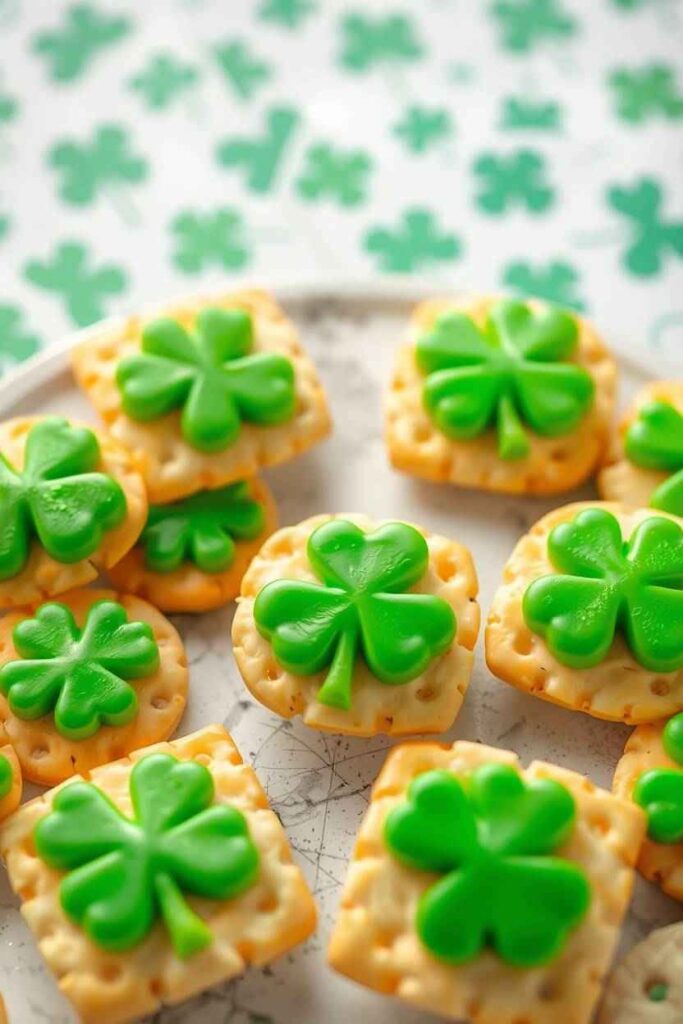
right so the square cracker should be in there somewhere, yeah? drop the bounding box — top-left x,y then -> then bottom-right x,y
233,513 -> 480,737
328,739 -> 645,1024
598,381 -> 683,509
0,724 -> 317,1024
613,720 -> 683,902
486,501 -> 683,723
384,295 -> 616,495
71,289 -> 332,504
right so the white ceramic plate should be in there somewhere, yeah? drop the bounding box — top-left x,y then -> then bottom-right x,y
0,285 -> 678,1024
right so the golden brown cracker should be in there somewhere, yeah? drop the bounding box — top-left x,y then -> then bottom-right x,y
71,289 -> 332,504
233,513 -> 480,736
598,923 -> 683,1023
109,477 -> 278,613
0,588 -> 188,785
486,501 -> 683,723
0,417 -> 147,609
384,294 -> 616,495
0,724 -> 317,1024
0,737 -> 21,820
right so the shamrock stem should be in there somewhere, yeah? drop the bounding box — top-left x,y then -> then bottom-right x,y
316,620 -> 358,711
154,872 -> 212,960
497,393 -> 530,461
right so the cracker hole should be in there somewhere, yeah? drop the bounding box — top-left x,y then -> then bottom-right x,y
31,746 -> 48,761
100,964 -> 123,984
258,891 -> 279,913
588,813 -> 611,836
269,535 -> 295,557
19,884 -> 36,901
512,632 -> 533,656
149,979 -> 162,999
650,679 -> 670,697
416,686 -> 437,703
435,551 -> 459,582
645,978 -> 669,1002
235,940 -> 255,961
538,979 -> 558,1001
413,422 -> 431,444
266,663 -> 282,682
151,696 -> 169,710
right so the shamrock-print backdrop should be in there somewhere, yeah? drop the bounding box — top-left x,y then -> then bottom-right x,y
0,1 -> 681,1022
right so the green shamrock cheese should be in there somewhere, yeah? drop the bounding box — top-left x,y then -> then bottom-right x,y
523,508 -> 683,672
0,417 -> 127,580
0,601 -> 160,740
416,299 -> 594,460
0,753 -> 12,799
116,308 -> 296,453
633,712 -> 683,844
625,400 -> 683,516
254,520 -> 456,711
34,753 -> 259,958
385,764 -> 590,966
142,482 -> 266,573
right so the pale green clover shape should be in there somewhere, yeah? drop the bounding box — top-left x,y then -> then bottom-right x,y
32,4 -> 131,83
365,208 -> 461,273
0,601 -> 159,740
0,306 -> 41,372
491,0 -> 577,54
474,149 -> 555,214
129,54 -> 199,111
339,13 -> 424,72
503,261 -> 586,311
258,0 -> 317,29
296,144 -> 372,207
216,106 -> 300,194
213,39 -> 271,100
24,242 -> 127,327
49,124 -> 148,206
393,106 -> 452,154
607,178 -> 683,277
171,210 -> 250,274
34,753 -> 260,958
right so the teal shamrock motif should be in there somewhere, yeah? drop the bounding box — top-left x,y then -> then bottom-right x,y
48,124 -> 148,206
24,242 -> 127,327
634,713 -> 683,845
490,0 -> 577,54
129,54 -> 199,111
607,178 -> 683,276
213,39 -> 271,100
364,209 -> 461,273
258,0 -> 316,29
32,3 -> 131,83
35,753 -> 260,957
416,299 -> 592,459
500,97 -> 562,131
116,308 -> 295,453
503,261 -> 586,311
0,601 -> 159,740
216,106 -> 300,194
296,144 -> 372,207
0,217 -> 9,243
339,13 -> 424,72
0,306 -> 41,372
393,106 -> 452,153
0,93 -> 18,124
610,65 -> 683,124
142,483 -> 266,574
473,150 -> 555,214
625,401 -> 683,516
171,210 -> 250,274
385,765 -> 590,966
523,509 -> 683,673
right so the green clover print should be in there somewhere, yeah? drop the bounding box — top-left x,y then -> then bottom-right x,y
610,65 -> 683,124
500,97 -> 562,132
142,483 -> 266,574
416,299 -> 593,460
214,39 -> 271,100
296,144 -> 372,207
385,765 -> 590,966
34,753 -> 260,958
217,106 -> 300,194
607,179 -> 683,277
491,0 -> 577,54
171,209 -> 250,274
0,753 -> 12,799
503,261 -> 586,311
48,124 -> 148,206
393,106 -> 452,154
0,305 -> 41,372
364,208 -> 461,273
339,13 -> 424,72
0,92 -> 18,125
625,401 -> 683,516
24,242 -> 128,327
0,601 -> 159,740
524,508 -> 683,673
116,308 -> 295,453
0,417 -> 126,581
474,150 -> 554,214
634,713 -> 683,844
254,520 -> 456,712
258,0 -> 317,29
32,3 -> 131,84
129,54 -> 199,111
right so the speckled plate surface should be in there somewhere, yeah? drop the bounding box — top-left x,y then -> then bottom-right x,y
0,285 -> 678,1024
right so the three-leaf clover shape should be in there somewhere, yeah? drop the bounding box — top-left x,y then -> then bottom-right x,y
625,400 -> 683,517
634,713 -> 683,844
416,298 -> 594,460
142,483 -> 266,574
254,520 -> 456,711
0,601 -> 159,740
116,308 -> 296,453
523,508 -> 683,673
0,417 -> 126,580
385,764 -> 590,966
34,753 -> 259,958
